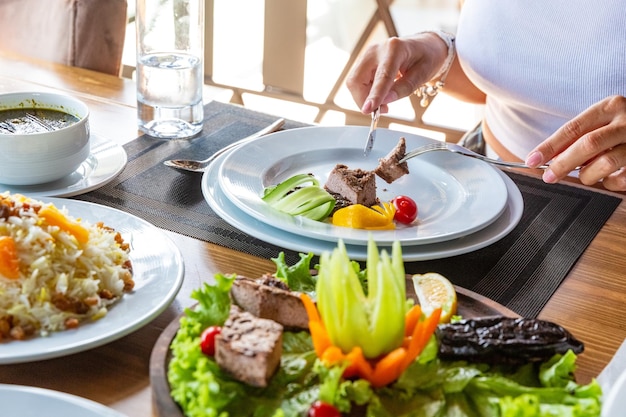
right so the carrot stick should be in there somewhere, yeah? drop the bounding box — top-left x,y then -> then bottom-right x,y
300,293 -> 321,323
421,307 -> 442,339
321,344 -> 374,380
402,307 -> 442,370
344,346 -> 374,379
321,345 -> 345,364
299,294 -> 332,357
309,320 -> 332,357
370,347 -> 408,387
404,304 -> 422,337
403,320 -> 425,366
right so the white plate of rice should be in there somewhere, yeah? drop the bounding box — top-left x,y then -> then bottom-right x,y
0,384 -> 127,417
0,195 -> 184,363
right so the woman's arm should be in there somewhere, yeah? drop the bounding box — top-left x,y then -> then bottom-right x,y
346,31 -> 485,115
440,54 -> 486,104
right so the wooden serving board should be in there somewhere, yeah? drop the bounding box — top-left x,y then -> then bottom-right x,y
149,279 -> 518,417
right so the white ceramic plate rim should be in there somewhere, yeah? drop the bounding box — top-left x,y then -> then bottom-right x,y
218,126 -> 509,246
203,150 -> 523,261
0,133 -> 127,197
0,198 -> 184,364
0,384 -> 127,417
602,368 -> 626,417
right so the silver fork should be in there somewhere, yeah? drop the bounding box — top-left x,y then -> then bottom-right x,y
399,141 -> 552,170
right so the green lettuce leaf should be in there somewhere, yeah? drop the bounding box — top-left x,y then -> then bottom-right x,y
272,251 -> 317,295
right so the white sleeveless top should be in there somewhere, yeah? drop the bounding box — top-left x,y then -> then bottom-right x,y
456,0 -> 626,159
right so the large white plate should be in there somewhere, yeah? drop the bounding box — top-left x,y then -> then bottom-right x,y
603,369 -> 626,417
203,149 -> 523,261
0,198 -> 184,364
218,126 -> 508,246
0,133 -> 127,197
0,384 -> 127,417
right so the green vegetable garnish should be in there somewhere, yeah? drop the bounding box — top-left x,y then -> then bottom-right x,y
262,173 -> 336,221
316,238 -> 408,358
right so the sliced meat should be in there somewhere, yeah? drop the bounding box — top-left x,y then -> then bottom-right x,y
324,164 -> 377,207
215,306 -> 283,388
230,275 -> 309,330
374,137 -> 409,184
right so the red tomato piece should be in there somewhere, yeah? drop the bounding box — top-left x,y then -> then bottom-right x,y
200,325 -> 222,356
392,195 -> 418,224
308,401 -> 341,417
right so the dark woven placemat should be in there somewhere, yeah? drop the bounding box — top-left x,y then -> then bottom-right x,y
73,101 -> 621,318
404,174 -> 619,317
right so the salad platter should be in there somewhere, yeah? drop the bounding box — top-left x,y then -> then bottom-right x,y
177,127 -> 601,415
150,279 -> 518,417
149,239 -> 600,417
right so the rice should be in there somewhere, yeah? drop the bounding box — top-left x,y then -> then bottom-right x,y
0,192 -> 134,341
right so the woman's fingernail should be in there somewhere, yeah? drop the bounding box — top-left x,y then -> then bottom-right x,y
543,169 -> 557,183
525,151 -> 543,167
362,100 -> 373,114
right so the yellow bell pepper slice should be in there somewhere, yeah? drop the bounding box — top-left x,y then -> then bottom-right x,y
331,202 -> 396,230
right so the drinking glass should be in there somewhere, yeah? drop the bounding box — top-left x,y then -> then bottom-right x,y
136,0 -> 204,139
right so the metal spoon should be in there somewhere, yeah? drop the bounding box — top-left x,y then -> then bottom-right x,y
163,118 -> 285,173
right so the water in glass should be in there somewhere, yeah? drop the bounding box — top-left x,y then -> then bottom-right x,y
137,52 -> 203,139
136,0 -> 204,139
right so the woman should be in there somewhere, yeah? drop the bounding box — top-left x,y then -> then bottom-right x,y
346,1 -> 626,191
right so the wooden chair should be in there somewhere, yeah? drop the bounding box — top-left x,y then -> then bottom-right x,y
0,0 -> 128,76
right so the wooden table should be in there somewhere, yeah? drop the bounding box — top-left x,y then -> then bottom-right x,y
1,51 -> 625,416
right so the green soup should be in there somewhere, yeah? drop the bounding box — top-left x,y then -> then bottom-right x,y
0,108 -> 80,134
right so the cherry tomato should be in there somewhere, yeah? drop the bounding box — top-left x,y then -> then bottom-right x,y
391,195 -> 418,224
308,401 -> 341,417
200,325 -> 222,356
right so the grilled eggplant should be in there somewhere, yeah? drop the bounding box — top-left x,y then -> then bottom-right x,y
437,316 -> 584,365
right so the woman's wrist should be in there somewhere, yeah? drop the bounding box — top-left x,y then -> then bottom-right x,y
414,30 -> 456,107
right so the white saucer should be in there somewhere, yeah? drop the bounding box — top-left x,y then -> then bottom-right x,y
0,133 -> 127,197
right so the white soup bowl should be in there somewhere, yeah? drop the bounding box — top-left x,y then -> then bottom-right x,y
0,92 -> 90,185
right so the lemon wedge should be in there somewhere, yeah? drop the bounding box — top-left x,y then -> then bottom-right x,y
412,273 -> 458,323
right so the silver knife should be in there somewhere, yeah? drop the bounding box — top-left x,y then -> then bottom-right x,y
363,107 -> 380,156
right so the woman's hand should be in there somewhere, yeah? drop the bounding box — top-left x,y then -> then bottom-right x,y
526,95 -> 626,192
346,33 -> 447,115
